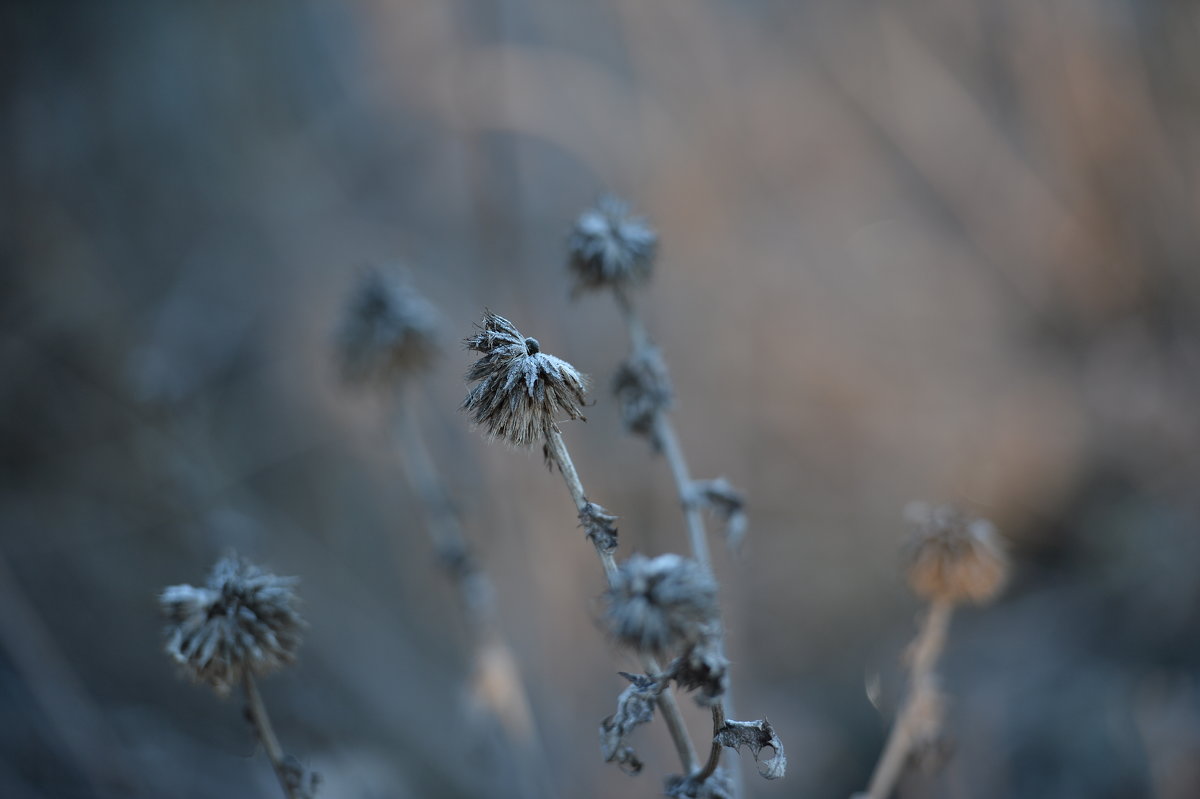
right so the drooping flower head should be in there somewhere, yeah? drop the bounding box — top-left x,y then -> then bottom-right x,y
160,554 -> 306,695
605,553 -> 719,655
336,268 -> 439,388
567,196 -> 659,295
903,503 -> 1009,604
462,312 -> 588,447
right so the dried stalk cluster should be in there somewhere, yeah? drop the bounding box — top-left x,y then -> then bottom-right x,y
859,504 -> 1009,799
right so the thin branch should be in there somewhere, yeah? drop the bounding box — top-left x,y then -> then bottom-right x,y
242,672 -> 300,799
544,427 -> 699,774
864,598 -> 954,799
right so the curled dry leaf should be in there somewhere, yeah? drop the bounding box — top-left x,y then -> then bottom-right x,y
715,718 -> 787,780
579,501 -> 619,555
687,478 -> 747,552
600,672 -> 660,775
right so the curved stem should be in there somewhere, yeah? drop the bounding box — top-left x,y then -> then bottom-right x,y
543,428 -> 698,773
242,672 -> 299,799
864,598 -> 954,799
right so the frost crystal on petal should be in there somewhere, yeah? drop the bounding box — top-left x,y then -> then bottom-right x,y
606,554 -> 719,655
567,196 -> 658,295
462,312 -> 588,447
160,554 -> 305,695
337,268 -> 439,387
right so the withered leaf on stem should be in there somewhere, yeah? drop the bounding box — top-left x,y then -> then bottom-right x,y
579,501 -> 619,555
687,478 -> 748,552
715,718 -> 787,780
600,672 -> 660,775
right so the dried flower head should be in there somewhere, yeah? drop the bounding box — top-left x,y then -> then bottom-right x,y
606,554 -> 719,654
337,268 -> 439,387
666,767 -> 735,798
567,196 -> 658,295
670,635 -> 730,706
613,346 -> 673,441
903,503 -> 1009,604
161,554 -> 305,695
463,312 -> 588,447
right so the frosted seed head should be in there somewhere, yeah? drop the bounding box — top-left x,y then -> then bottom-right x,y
160,554 -> 306,695
337,268 -> 439,388
567,196 -> 658,295
462,312 -> 588,447
605,553 -> 719,655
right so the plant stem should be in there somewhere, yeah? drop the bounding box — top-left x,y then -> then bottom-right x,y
612,288 -> 739,793
864,598 -> 954,799
543,427 -> 699,774
242,672 -> 299,799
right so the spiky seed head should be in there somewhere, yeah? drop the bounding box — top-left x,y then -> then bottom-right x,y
903,503 -> 1009,605
567,196 -> 658,295
160,554 -> 305,695
613,346 -> 673,441
606,553 -> 719,655
462,312 -> 588,447
337,268 -> 439,388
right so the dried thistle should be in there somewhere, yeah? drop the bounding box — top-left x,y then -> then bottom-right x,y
463,312 -> 588,447
670,636 -> 730,706
567,196 -> 658,295
336,268 -> 439,388
605,554 -> 719,655
160,554 -> 305,696
613,346 -> 673,442
903,503 -> 1008,605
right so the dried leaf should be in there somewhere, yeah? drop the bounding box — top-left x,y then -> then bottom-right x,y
687,478 -> 747,552
579,502 -> 619,555
600,672 -> 660,775
715,718 -> 786,780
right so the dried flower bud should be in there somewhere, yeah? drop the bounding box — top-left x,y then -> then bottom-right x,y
463,312 -> 588,447
160,555 -> 305,695
337,269 -> 439,387
670,635 -> 730,706
903,503 -> 1009,604
600,672 -> 660,775
687,478 -> 748,553
567,196 -> 658,295
613,346 -> 673,442
606,554 -> 719,655
665,768 -> 734,798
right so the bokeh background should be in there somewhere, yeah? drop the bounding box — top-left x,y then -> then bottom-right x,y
4,1 -> 1200,798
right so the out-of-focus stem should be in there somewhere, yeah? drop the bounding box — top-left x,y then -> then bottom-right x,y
395,392 -> 549,797
612,288 -> 739,793
242,672 -> 299,799
544,428 -> 699,774
864,598 -> 954,799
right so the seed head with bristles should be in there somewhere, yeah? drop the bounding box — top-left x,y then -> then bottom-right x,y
903,503 -> 1009,605
605,553 -> 719,655
337,268 -> 439,388
462,312 -> 588,447
567,196 -> 658,295
160,554 -> 306,696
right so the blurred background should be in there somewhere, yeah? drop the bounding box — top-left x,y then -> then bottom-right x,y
3,1 -> 1200,797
